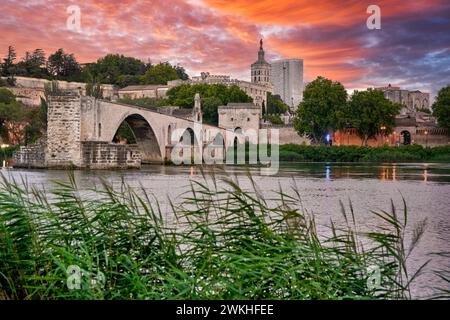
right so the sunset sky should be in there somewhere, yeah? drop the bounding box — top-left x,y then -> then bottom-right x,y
1,0 -> 449,98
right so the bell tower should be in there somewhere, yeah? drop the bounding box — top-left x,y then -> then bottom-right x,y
251,39 -> 271,86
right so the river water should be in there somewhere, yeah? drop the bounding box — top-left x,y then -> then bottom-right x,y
2,162 -> 450,299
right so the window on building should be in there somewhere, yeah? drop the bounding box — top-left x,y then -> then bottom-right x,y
98,123 -> 102,138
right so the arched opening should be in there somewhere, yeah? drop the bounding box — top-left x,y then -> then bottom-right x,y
112,114 -> 162,163
179,127 -> 198,146
401,130 -> 411,145
167,125 -> 172,145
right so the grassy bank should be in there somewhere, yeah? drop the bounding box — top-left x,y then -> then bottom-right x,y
0,171 -> 448,300
279,144 -> 450,163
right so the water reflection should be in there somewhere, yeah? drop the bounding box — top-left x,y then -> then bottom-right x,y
276,162 -> 450,183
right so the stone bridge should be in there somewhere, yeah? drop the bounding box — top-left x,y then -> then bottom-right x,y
21,91 -> 234,169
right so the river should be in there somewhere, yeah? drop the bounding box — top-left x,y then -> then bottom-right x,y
2,162 -> 450,299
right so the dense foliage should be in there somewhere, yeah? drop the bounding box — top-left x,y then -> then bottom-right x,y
0,172 -> 444,300
279,144 -> 450,162
1,46 -> 189,87
166,84 -> 253,125
432,85 -> 450,129
266,93 -> 289,115
344,89 -> 401,145
0,88 -> 38,144
293,77 -> 347,144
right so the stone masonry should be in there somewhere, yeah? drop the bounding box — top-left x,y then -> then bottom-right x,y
46,92 -> 83,168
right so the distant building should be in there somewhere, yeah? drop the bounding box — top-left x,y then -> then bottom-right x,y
218,103 -> 261,144
251,39 -> 272,87
376,84 -> 430,114
270,59 -> 304,112
169,72 -> 272,114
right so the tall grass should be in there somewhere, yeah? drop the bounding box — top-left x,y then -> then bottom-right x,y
0,170 -> 445,300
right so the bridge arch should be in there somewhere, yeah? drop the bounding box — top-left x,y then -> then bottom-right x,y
112,113 -> 162,163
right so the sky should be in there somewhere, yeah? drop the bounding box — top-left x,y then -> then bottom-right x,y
0,0 -> 449,99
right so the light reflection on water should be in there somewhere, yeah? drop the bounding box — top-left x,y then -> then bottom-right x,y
1,162 -> 450,299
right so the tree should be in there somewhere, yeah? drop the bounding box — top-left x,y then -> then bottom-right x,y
345,89 -> 401,146
47,49 -> 82,80
201,96 -> 222,125
140,62 -> 180,85
0,88 -> 16,104
432,85 -> 450,129
1,46 -> 16,76
0,88 -> 30,144
16,49 -> 48,78
293,76 -> 347,144
166,83 -> 252,125
266,93 -> 289,115
175,65 -> 189,81
84,54 -> 148,86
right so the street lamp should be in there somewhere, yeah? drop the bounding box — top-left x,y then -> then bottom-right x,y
380,126 -> 387,145
424,130 -> 428,147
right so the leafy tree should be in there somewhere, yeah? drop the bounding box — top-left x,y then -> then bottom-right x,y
432,85 -> 450,129
166,83 -> 252,125
345,89 -> 401,146
0,89 -> 30,143
293,76 -> 347,144
264,114 -> 284,125
16,49 -> 48,78
140,62 -> 180,85
201,96 -> 222,125
85,54 -> 147,86
47,49 -> 82,80
0,88 -> 16,104
175,65 -> 189,81
1,46 -> 16,76
266,93 -> 289,115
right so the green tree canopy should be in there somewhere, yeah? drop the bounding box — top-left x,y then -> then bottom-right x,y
432,85 -> 450,129
47,49 -> 82,80
16,49 -> 49,78
0,89 -> 30,143
85,54 -> 148,86
166,84 -> 252,125
344,89 -> 401,146
293,76 -> 347,144
140,62 -> 180,85
0,88 -> 16,104
1,46 -> 16,76
266,93 -> 289,115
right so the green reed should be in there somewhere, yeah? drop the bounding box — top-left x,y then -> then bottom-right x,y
0,170 -> 447,300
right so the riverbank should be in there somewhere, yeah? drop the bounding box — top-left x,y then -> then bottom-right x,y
279,144 -> 450,163
0,171 -> 448,300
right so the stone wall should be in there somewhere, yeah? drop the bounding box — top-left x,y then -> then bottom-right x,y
1,76 -> 118,101
7,87 -> 44,107
46,93 -> 82,167
81,142 -> 141,169
13,138 -> 46,168
261,124 -> 311,145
